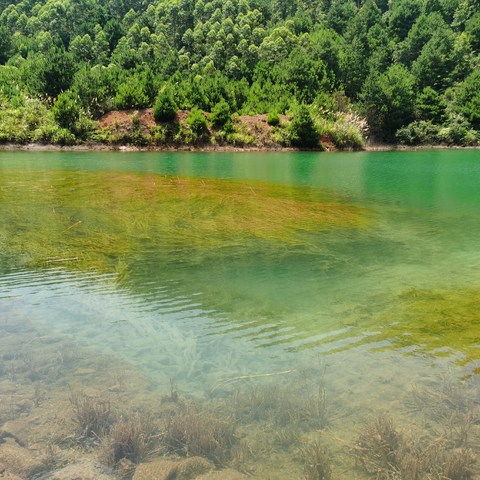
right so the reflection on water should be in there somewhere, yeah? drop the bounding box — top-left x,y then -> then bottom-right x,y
1,150 -> 480,478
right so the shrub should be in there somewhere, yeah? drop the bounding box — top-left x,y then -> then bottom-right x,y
267,112 -> 280,126
289,104 -> 320,148
153,88 -> 178,122
436,115 -> 479,146
210,100 -> 231,127
114,78 -> 149,110
52,91 -> 81,131
396,121 -> 441,145
187,107 -> 208,137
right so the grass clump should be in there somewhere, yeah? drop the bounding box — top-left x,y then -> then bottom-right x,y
70,393 -> 113,440
101,414 -> 158,466
163,404 -> 236,464
351,413 -> 479,480
302,439 -> 332,480
352,414 -> 401,476
227,382 -> 327,430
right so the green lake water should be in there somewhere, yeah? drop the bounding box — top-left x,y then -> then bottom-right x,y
1,149 -> 480,478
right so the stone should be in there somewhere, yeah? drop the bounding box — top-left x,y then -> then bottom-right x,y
133,459 -> 178,480
174,457 -> 214,479
46,459 -> 115,480
133,456 -> 214,480
0,439 -> 44,478
196,468 -> 248,479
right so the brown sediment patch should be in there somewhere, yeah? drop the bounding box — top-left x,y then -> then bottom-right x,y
235,113 -> 289,147
99,108 -> 156,132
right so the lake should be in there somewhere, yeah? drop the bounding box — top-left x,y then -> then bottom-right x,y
0,149 -> 479,479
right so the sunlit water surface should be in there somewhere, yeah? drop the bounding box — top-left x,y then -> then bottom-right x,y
1,150 -> 480,478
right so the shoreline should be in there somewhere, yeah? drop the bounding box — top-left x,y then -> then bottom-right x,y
0,142 -> 479,153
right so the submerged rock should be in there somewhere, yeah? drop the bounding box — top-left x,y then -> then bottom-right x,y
196,468 -> 248,479
0,438 -> 44,477
43,459 -> 115,480
133,456 -> 214,480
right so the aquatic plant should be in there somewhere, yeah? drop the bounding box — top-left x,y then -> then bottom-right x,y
302,439 -> 332,480
315,286 -> 480,369
409,379 -> 480,448
70,393 -> 113,440
352,414 -> 402,476
0,169 -> 370,273
162,404 -> 236,463
226,381 -> 327,430
101,414 -> 158,466
351,413 -> 480,480
442,448 -> 477,480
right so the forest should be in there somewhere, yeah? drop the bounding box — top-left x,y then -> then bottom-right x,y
0,0 -> 479,148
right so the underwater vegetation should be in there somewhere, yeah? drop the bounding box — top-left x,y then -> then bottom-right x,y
101,414 -> 159,467
70,393 -> 113,441
2,316 -> 479,480
162,404 -> 236,464
0,168 -> 369,274
225,381 -> 327,430
283,285 -> 480,372
341,287 -> 480,369
351,413 -> 478,480
302,439 -> 332,480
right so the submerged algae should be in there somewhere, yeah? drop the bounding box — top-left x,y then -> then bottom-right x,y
0,169 -> 370,274
298,286 -> 480,369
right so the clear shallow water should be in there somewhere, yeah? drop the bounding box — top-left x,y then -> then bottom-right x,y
1,150 -> 480,478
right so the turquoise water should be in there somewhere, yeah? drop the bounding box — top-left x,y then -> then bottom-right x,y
1,149 -> 480,478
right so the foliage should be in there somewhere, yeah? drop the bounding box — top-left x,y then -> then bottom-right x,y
210,99 -> 231,127
360,64 -> 415,141
0,0 -> 478,146
318,113 -> 365,149
152,88 -> 178,122
187,107 -> 209,137
451,70 -> 480,129
52,91 -> 82,131
396,120 -> 441,145
266,112 -> 280,126
114,76 -> 150,109
289,104 -> 320,148
414,86 -> 445,123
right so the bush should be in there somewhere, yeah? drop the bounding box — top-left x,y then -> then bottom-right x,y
437,115 -> 479,146
153,88 -> 178,122
188,107 -> 208,137
210,100 -> 231,127
289,104 -> 320,148
114,78 -> 149,110
267,112 -> 280,126
52,91 -> 81,131
396,121 -> 441,145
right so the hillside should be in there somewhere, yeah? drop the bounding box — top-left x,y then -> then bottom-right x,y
0,0 -> 479,147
